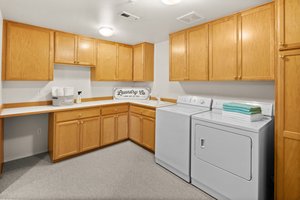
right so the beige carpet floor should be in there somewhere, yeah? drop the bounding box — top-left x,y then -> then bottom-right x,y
0,141 -> 215,200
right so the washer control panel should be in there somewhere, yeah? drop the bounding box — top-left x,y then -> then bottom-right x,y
177,96 -> 212,108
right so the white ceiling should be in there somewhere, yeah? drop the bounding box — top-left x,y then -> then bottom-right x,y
0,0 -> 271,45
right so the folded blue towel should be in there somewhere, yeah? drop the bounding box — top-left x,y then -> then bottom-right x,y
223,108 -> 261,115
223,102 -> 261,115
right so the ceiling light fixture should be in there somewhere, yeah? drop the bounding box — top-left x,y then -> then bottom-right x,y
161,0 -> 181,5
98,26 -> 114,37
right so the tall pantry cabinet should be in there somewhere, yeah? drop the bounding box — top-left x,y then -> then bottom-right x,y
276,0 -> 300,200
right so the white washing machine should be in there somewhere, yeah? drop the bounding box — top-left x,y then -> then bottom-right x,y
191,99 -> 274,200
155,96 -> 212,182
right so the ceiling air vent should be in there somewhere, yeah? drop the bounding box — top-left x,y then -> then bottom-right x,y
120,11 -> 140,21
177,11 -> 204,24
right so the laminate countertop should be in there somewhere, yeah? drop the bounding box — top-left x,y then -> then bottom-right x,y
0,100 -> 175,118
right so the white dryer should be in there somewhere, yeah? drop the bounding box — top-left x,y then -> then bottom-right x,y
155,96 -> 212,182
191,99 -> 274,200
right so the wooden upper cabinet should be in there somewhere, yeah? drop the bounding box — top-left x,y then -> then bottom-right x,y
169,31 -> 187,81
133,44 -> 144,80
239,3 -> 275,80
118,45 -> 133,81
91,42 -> 133,81
91,41 -> 117,81
278,0 -> 300,50
187,24 -> 209,81
133,43 -> 154,81
2,21 -> 54,80
54,32 -> 96,66
209,15 -> 239,80
54,32 -> 76,65
77,36 -> 96,66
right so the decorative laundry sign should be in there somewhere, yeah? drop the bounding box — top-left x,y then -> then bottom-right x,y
113,88 -> 151,100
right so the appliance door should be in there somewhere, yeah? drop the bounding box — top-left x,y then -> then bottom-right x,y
194,124 -> 252,180
155,109 -> 191,182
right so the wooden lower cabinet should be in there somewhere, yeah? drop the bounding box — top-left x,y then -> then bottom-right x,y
129,106 -> 156,151
141,117 -> 155,151
49,108 -> 101,161
101,104 -> 129,146
48,104 -> 155,161
129,113 -> 142,143
101,115 -> 116,146
117,113 -> 129,141
81,117 -> 101,152
55,120 -> 81,160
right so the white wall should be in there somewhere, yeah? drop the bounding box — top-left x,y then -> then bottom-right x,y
4,114 -> 48,161
2,40 -> 275,162
135,40 -> 275,102
3,65 -> 133,103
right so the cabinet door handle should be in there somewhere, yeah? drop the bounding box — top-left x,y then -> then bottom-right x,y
200,139 -> 205,149
238,75 -> 242,80
279,42 -> 286,47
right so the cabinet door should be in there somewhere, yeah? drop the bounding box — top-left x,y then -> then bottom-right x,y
4,21 -> 54,80
101,115 -> 116,146
240,3 -> 275,80
209,15 -> 238,80
278,0 -> 300,50
92,41 -> 117,80
129,113 -> 142,143
80,117 -> 100,152
54,32 -> 76,64
143,43 -> 154,81
187,24 -> 209,80
0,119 -> 3,174
116,113 -> 128,141
77,36 -> 96,66
133,44 -> 144,81
277,50 -> 300,200
55,120 -> 80,160
170,31 -> 187,81
118,45 -> 133,81
142,117 -> 155,151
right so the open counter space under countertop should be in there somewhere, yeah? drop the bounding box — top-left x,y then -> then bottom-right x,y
0,99 -> 175,118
